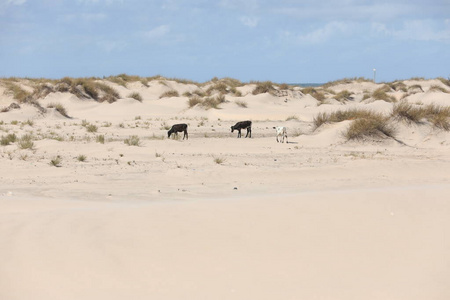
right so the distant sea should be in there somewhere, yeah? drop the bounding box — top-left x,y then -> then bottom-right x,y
289,83 -> 324,87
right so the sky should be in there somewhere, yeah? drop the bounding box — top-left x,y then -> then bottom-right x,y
1,0 -> 449,83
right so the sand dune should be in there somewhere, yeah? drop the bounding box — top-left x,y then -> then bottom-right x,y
1,76 -> 450,299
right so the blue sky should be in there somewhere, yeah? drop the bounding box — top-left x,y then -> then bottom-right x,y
1,0 -> 449,83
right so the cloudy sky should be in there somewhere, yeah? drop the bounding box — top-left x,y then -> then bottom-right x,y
1,0 -> 449,83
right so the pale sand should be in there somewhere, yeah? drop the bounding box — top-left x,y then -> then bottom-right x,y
1,78 -> 450,299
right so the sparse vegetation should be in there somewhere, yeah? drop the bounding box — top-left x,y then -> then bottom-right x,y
392,101 -> 450,130
2,82 -> 31,103
314,109 -> 380,130
47,102 -> 70,118
86,124 -> 98,133
128,92 -> 143,101
286,115 -> 299,121
334,90 -> 352,101
96,135 -> 105,144
235,99 -> 248,108
77,154 -> 87,162
188,96 -> 203,108
302,87 -> 326,101
213,156 -> 226,164
17,134 -> 34,150
124,135 -> 141,146
372,85 -> 396,102
252,81 -> 276,95
345,115 -> 395,140
159,90 -> 179,98
50,156 -> 62,167
1,133 -> 17,146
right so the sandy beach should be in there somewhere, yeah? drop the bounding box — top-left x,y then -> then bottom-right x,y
1,76 -> 450,299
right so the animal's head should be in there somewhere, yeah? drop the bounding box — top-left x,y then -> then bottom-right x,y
230,126 -> 234,133
167,129 -> 172,138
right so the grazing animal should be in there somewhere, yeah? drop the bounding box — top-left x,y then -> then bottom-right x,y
273,126 -> 288,143
168,123 -> 188,140
231,120 -> 252,138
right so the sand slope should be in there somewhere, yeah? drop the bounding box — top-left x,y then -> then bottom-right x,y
1,77 -> 450,299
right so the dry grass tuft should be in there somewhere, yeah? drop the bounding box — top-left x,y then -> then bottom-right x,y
334,90 -> 352,101
392,101 -> 450,130
372,85 -> 396,102
47,102 -> 70,118
188,95 -> 203,108
124,135 -> 141,146
235,99 -> 248,108
252,81 -> 276,95
313,108 -> 378,130
128,92 -> 143,101
1,133 -> 17,146
345,115 -> 395,140
301,87 -> 326,101
159,90 -> 179,98
3,82 -> 31,103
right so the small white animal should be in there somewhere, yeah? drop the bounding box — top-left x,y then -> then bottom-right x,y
273,126 -> 288,143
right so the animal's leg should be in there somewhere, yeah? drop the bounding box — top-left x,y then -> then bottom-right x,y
237,129 -> 241,138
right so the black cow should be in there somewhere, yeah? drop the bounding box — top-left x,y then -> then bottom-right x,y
231,120 -> 252,138
168,123 -> 188,140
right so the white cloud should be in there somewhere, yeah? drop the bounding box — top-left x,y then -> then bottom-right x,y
97,40 -> 127,52
57,13 -> 107,23
76,0 -> 123,4
219,0 -> 258,11
144,25 -> 171,40
372,20 -> 450,42
7,0 -> 26,4
285,21 -> 351,45
240,16 -> 259,28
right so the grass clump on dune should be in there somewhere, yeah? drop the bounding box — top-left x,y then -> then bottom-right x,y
47,102 -> 70,118
334,90 -> 352,101
17,134 -> 35,150
313,108 -> 378,130
1,133 -> 17,146
124,135 -> 141,146
252,81 -> 276,95
3,82 -> 31,103
159,90 -> 179,98
301,87 -> 326,101
345,115 -> 395,140
128,92 -> 143,102
372,85 -> 396,102
392,101 -> 450,130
